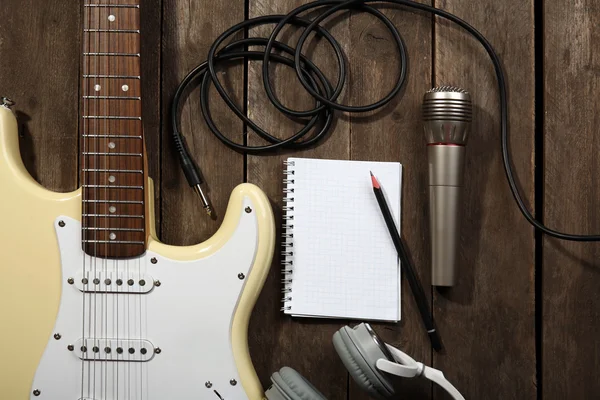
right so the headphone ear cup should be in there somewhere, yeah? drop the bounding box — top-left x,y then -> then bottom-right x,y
266,367 -> 328,400
333,326 -> 395,399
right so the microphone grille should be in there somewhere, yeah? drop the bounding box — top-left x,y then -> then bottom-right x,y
423,85 -> 472,122
426,85 -> 469,94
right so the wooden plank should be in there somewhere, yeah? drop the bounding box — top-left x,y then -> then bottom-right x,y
160,0 -> 245,244
0,0 -> 80,191
246,1 -> 351,397
347,4 -> 433,400
433,0 -> 536,398
543,1 -> 600,397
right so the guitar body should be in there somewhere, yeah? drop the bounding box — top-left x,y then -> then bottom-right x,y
0,106 -> 275,399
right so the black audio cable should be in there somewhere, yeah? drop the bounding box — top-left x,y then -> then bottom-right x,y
171,0 -> 600,241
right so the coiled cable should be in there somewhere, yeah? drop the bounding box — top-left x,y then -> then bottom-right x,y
171,0 -> 600,241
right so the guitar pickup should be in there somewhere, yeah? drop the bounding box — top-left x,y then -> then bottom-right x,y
73,271 -> 156,294
74,338 -> 155,362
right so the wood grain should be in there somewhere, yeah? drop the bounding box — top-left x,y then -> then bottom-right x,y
160,0 -> 245,245
246,1 -> 352,397
347,3 -> 433,399
543,0 -> 600,397
433,0 -> 536,398
0,0 -> 80,192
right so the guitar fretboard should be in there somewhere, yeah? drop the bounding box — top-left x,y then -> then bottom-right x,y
80,0 -> 146,259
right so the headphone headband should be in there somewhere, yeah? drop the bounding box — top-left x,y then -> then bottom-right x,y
376,344 -> 465,400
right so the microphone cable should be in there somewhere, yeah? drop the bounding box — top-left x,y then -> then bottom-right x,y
171,0 -> 600,242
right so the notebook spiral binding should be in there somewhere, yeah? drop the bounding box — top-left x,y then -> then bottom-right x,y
281,160 -> 295,312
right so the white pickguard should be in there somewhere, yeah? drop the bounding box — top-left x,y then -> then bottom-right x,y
31,198 -> 258,400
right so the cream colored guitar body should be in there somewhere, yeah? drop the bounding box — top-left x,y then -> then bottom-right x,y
0,105 -> 275,399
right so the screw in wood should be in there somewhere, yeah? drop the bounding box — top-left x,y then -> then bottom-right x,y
67,345 -> 74,351
53,333 -> 61,340
238,273 -> 245,280
205,381 -> 212,388
230,379 -> 237,386
154,280 -> 161,287
245,206 -> 252,213
67,277 -> 74,284
151,257 -> 158,264
155,347 -> 162,354
33,389 -> 41,396
58,220 -> 65,227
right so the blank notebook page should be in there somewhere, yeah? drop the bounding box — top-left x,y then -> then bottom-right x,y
283,157 -> 402,321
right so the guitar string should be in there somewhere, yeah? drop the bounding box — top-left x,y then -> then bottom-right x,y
118,2 -> 127,396
134,1 -> 145,396
103,0 -> 110,397
81,1 -> 89,398
114,5 -> 119,395
93,0 -> 100,397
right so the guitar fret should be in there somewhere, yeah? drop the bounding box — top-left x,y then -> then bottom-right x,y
82,241 -> 145,244
83,116 -> 142,120
84,4 -> 139,8
83,185 -> 143,189
83,96 -> 141,100
84,29 -> 140,33
82,152 -> 142,156
83,214 -> 144,218
84,75 -> 141,79
83,200 -> 144,204
83,227 -> 144,231
84,52 -> 140,57
82,168 -> 143,173
82,135 -> 142,139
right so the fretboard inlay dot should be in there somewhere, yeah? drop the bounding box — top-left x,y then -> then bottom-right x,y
94,84 -> 101,92
109,206 -> 117,214
108,142 -> 116,149
108,15 -> 116,22
108,175 -> 116,183
109,233 -> 117,240
122,84 -> 129,92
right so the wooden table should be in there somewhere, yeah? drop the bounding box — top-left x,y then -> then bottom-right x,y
0,1 -> 597,398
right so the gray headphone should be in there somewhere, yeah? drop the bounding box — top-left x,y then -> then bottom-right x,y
265,323 -> 465,400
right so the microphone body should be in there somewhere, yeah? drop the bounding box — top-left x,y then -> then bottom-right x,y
422,87 -> 472,286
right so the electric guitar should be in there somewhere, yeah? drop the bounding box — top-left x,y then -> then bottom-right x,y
0,1 -> 275,399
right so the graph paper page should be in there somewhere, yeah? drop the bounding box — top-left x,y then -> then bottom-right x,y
285,158 -> 402,321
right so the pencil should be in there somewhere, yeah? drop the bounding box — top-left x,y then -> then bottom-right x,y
370,171 -> 442,352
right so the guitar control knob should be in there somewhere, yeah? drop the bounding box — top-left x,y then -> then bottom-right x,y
1,97 -> 15,109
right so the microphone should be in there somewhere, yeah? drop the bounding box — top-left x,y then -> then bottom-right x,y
422,86 -> 472,286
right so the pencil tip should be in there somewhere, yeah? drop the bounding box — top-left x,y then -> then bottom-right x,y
370,172 -> 380,189
369,171 -> 374,177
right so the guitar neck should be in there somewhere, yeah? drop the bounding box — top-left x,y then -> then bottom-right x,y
80,0 -> 147,259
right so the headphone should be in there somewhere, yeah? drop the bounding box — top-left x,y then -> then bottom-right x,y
265,323 -> 465,400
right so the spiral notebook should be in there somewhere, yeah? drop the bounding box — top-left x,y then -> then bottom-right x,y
281,157 -> 402,322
